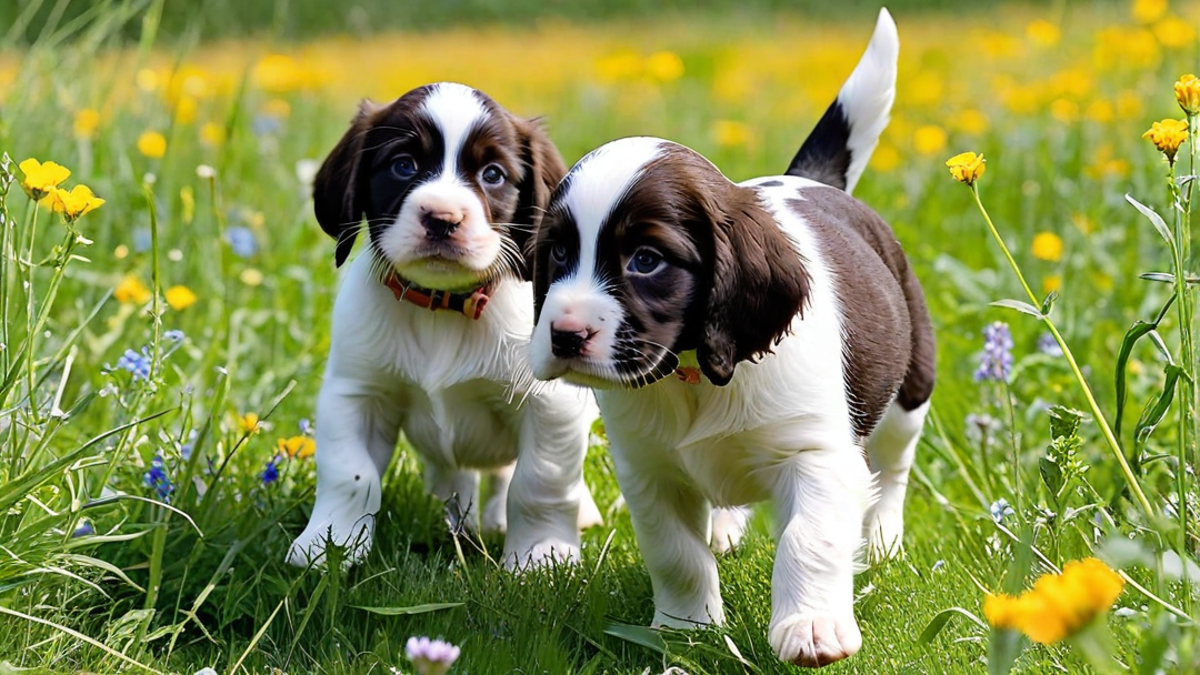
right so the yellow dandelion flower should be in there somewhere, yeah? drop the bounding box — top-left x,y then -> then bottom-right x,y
1116,90 -> 1145,120
1143,118 -> 1189,162
954,108 -> 990,136
165,285 -> 197,310
253,54 -> 306,93
983,592 -> 1025,630
136,68 -> 159,92
913,125 -> 948,156
1032,232 -> 1064,262
985,558 -> 1124,645
945,151 -> 986,186
712,120 -> 752,148
1085,100 -> 1115,124
1155,15 -> 1197,49
137,131 -> 167,159
239,268 -> 265,286
200,122 -> 225,147
1043,275 -> 1062,294
644,51 -> 684,83
239,412 -> 260,435
870,143 -> 901,172
19,158 -> 71,200
595,50 -> 643,83
1175,74 -> 1200,116
174,95 -> 199,125
47,184 -> 105,221
74,108 -> 101,140
263,98 -> 292,119
1132,0 -> 1167,23
278,436 -> 316,459
1026,19 -> 1061,47
114,274 -> 152,305
1049,99 -> 1078,123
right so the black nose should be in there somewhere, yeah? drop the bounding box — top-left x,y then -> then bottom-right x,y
422,213 -> 460,240
551,329 -> 589,358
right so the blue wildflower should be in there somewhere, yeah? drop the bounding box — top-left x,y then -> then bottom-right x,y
989,498 -> 1015,523
164,329 -> 185,342
225,226 -> 258,258
1037,332 -> 1063,357
180,429 -> 198,461
72,520 -> 95,538
251,114 -> 282,137
299,418 -> 313,436
974,322 -> 1014,382
261,455 -> 281,486
116,347 -> 152,380
143,453 -> 173,501
133,227 -> 152,252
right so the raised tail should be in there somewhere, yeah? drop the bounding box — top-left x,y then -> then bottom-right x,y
785,8 -> 899,194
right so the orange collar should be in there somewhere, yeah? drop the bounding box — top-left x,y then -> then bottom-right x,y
675,367 -> 702,384
382,272 -> 492,320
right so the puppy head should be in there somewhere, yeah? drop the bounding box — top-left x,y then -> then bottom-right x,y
530,137 -> 810,388
313,82 -> 566,291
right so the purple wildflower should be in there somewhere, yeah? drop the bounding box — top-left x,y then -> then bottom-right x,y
225,226 -> 258,258
299,418 -> 313,436
116,347 -> 152,380
261,455 -> 281,486
989,498 -> 1015,523
72,520 -> 95,538
164,329 -> 185,342
974,322 -> 1014,382
405,636 -> 461,675
1037,332 -> 1063,357
180,429 -> 198,461
143,453 -> 173,501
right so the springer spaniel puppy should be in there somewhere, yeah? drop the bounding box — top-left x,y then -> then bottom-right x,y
528,10 -> 935,667
287,82 -> 601,569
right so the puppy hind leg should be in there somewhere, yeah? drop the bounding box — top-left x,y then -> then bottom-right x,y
710,505 -> 752,554
482,463 -> 514,534
425,463 -> 482,533
864,400 -> 928,560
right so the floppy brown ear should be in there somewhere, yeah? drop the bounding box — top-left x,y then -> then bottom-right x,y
511,117 -> 567,280
697,191 -> 811,385
313,100 -> 379,268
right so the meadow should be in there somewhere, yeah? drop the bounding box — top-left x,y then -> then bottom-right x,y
1,0 -> 1199,673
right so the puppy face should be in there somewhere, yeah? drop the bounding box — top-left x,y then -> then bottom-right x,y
313,82 -> 565,291
530,137 -> 810,388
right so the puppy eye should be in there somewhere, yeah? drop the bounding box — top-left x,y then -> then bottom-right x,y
481,164 -> 506,185
391,155 -> 418,179
628,248 -> 664,275
550,241 -> 568,263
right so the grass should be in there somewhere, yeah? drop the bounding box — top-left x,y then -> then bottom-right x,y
1,0 -> 1200,673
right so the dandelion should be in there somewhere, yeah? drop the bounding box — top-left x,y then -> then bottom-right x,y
984,557 -> 1124,644
644,51 -> 684,83
989,498 -> 1015,523
1042,275 -> 1062,294
1142,118 -> 1188,163
226,226 -> 258,258
1131,0 -> 1167,24
18,158 -> 71,200
278,435 -> 316,459
1175,73 -> 1200,116
143,453 -> 173,501
239,412 -> 260,435
1155,16 -> 1197,49
47,184 -> 105,221
165,285 -> 198,310
913,125 -> 948,156
945,151 -> 986,186
137,131 -> 168,159
974,321 -> 1014,383
115,275 -> 152,304
200,122 -> 225,147
116,347 -> 152,380
261,455 -> 281,485
405,636 -> 461,675
1031,232 -> 1063,262
1038,332 -> 1064,356
74,108 -> 101,139
1025,20 -> 1060,47
196,164 -> 216,180
712,120 -> 752,148
136,68 -> 158,92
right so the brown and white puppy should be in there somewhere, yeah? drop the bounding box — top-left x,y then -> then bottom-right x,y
528,10 -> 935,667
287,82 -> 602,569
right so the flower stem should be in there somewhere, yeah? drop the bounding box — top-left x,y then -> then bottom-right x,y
969,184 -> 1155,519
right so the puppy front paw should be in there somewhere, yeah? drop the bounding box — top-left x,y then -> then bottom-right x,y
710,506 -> 751,554
286,513 -> 375,568
503,538 -> 580,571
481,491 -> 507,534
768,612 -> 861,667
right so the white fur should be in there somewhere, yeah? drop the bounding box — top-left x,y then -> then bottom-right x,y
864,399 -> 927,558
838,8 -> 899,194
534,155 -> 897,665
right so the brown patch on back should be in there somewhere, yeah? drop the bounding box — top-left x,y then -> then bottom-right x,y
787,187 -> 935,436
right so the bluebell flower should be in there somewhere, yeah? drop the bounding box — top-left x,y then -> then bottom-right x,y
133,227 -> 152,253
116,347 -> 152,380
261,455 -> 281,486
180,429 -> 198,461
144,453 -> 173,501
299,418 -> 313,436
989,498 -> 1015,523
931,559 -> 945,573
225,226 -> 258,258
164,329 -> 185,342
974,322 -> 1014,382
1037,332 -> 1063,357
72,520 -> 95,538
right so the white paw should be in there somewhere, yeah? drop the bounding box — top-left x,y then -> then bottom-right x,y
286,514 -> 375,568
768,612 -> 862,667
710,506 -> 750,554
481,491 -> 507,534
503,539 -> 580,571
577,486 -> 604,530
865,509 -> 904,562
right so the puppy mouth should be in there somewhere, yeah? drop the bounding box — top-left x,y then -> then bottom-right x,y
556,352 -> 680,390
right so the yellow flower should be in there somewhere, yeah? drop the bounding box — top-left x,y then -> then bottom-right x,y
239,412 -> 260,435
1155,15 -> 1197,49
115,274 -> 152,305
644,51 -> 684,83
263,98 -> 292,119
1175,74 -> 1200,116
253,54 -> 306,93
47,184 -> 105,221
712,120 -> 753,148
595,50 -> 642,83
74,108 -> 101,139
1026,20 -> 1061,47
945,151 -> 986,185
954,108 -> 990,136
19,158 -> 71,200
200,122 -> 225,147
174,95 -> 198,124
1032,232 -> 1064,262
913,125 -> 948,156
1132,0 -> 1167,24
1043,275 -> 1062,294
985,558 -> 1124,644
137,131 -> 167,159
136,68 -> 159,92
870,143 -> 900,172
1142,118 -> 1189,162
165,285 -> 197,310
240,268 -> 265,286
1049,99 -> 1078,123
1085,100 -> 1115,124
278,436 -> 316,459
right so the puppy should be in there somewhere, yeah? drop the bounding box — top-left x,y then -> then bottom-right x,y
528,10 -> 935,667
287,82 -> 601,569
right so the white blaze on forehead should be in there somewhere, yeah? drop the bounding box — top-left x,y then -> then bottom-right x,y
562,136 -> 665,284
420,82 -> 490,178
